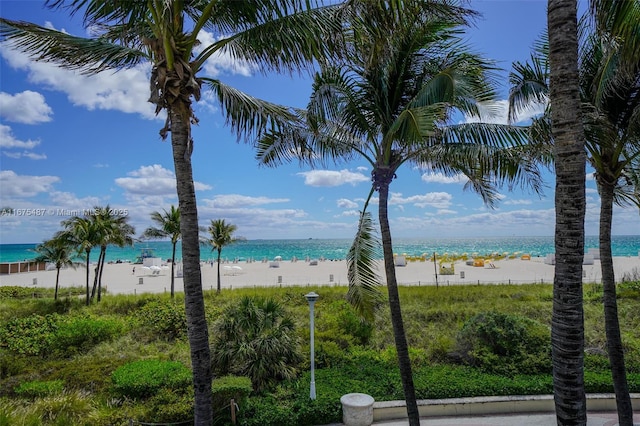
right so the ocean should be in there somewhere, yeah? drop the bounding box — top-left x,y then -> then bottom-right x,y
1,235 -> 639,264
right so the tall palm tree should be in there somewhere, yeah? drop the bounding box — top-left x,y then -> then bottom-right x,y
1,2 -> 345,422
90,206 -> 135,302
58,216 -> 100,306
34,236 -> 79,300
547,0 -> 587,423
142,205 -> 181,298
509,4 -> 639,422
255,2 -> 544,423
201,219 -> 237,294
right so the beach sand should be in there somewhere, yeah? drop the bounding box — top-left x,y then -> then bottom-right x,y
1,254 -> 639,296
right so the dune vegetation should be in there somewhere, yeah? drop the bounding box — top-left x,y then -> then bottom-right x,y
1,280 -> 639,425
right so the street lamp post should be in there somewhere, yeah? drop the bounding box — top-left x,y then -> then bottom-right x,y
305,291 -> 319,400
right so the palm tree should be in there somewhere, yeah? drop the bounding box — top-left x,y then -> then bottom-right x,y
142,205 -> 181,298
547,0 -> 588,423
1,2 -> 345,422
509,4 -> 639,421
58,216 -> 100,306
34,236 -> 79,300
90,206 -> 135,302
201,219 -> 237,294
255,2 -> 544,423
210,296 -> 302,393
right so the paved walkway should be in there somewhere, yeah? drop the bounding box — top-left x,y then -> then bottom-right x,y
370,411 -> 639,425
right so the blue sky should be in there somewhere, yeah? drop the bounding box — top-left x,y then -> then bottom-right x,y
1,0 -> 637,244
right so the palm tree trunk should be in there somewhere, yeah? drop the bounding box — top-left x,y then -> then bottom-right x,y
171,241 -> 177,299
97,246 -> 107,302
599,182 -> 633,425
377,179 -> 420,426
85,250 -> 91,306
55,266 -> 60,300
548,0 -> 587,423
91,248 -> 104,301
217,249 -> 222,293
169,107 -> 213,425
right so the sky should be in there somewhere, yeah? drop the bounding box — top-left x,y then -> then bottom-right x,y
0,0 -> 638,245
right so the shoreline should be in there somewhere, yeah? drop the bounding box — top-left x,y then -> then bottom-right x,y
1,255 -> 638,296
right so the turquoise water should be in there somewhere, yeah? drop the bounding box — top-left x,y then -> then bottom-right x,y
1,235 -> 639,263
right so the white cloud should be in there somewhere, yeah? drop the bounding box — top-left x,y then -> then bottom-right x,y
388,208 -> 556,237
0,124 -> 40,149
194,31 -> 254,78
115,164 -> 212,195
338,210 -> 361,217
206,194 -> 289,208
298,169 -> 369,187
421,172 -> 466,184
0,91 -> 53,123
49,191 -> 104,211
3,151 -> 47,160
337,198 -> 359,209
463,99 -> 547,125
1,42 -> 157,120
389,191 -> 453,209
504,199 -> 533,205
0,170 -> 59,197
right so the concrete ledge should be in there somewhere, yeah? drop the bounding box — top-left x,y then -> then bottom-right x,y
372,393 -> 640,422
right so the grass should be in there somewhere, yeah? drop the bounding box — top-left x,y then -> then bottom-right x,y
0,281 -> 639,425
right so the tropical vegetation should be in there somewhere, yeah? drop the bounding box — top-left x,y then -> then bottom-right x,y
52,206 -> 134,306
0,1 -> 347,422
201,219 -> 238,294
33,238 -> 79,300
254,2 -> 545,423
510,1 -> 640,421
142,205 -> 182,298
0,282 -> 639,425
210,296 -> 302,392
547,1 -> 589,421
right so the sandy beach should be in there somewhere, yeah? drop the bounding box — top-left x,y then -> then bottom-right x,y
1,254 -> 639,296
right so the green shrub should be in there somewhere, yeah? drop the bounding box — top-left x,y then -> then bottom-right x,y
48,357 -> 123,393
49,316 -> 123,357
0,286 -> 84,300
336,302 -> 374,346
315,300 -> 374,349
111,359 -> 192,399
240,395 -> 297,426
452,312 -> 551,375
0,351 -> 32,380
0,314 -> 58,356
23,391 -> 96,425
210,297 -> 302,392
312,340 -> 349,368
211,376 -> 252,425
133,300 -> 187,340
618,279 -> 640,299
143,388 -> 194,424
15,380 -> 64,399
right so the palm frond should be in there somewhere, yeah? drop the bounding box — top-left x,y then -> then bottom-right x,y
346,210 -> 384,322
508,56 -> 549,123
202,78 -> 299,143
439,122 -> 531,148
196,2 -> 345,75
414,130 -> 548,208
0,18 -> 146,74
